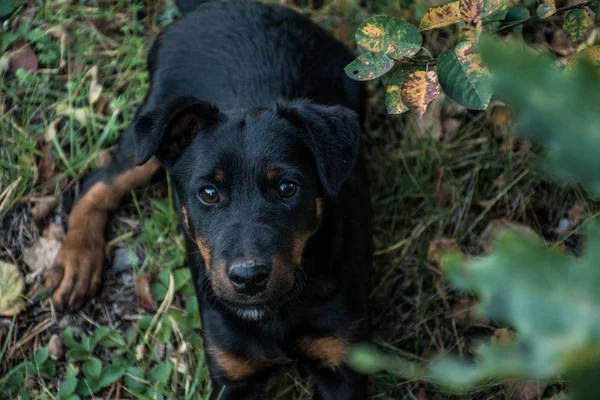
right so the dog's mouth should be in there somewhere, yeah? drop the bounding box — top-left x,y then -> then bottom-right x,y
221,300 -> 270,321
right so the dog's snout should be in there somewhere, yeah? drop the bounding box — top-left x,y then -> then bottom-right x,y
228,262 -> 271,295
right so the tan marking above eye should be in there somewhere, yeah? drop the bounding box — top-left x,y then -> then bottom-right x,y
213,169 -> 225,183
266,168 -> 279,181
299,336 -> 348,369
316,198 -> 324,219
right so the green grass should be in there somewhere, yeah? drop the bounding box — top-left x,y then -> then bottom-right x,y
0,0 -> 597,399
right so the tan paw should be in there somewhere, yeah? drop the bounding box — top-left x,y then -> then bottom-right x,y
44,233 -> 104,311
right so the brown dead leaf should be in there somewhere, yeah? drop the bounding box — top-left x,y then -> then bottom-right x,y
43,223 -> 66,242
567,204 -> 585,227
34,143 -> 56,184
488,106 -> 513,136
30,196 -> 58,222
428,238 -> 461,266
22,237 -> 62,283
416,388 -> 430,400
481,219 -> 537,253
46,334 -> 64,360
96,150 -> 112,168
9,43 -> 38,73
442,117 -> 462,141
505,380 -> 547,400
135,271 -> 156,312
451,297 -> 490,326
433,182 -> 455,207
491,327 -> 514,345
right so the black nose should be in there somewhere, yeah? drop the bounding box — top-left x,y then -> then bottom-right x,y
228,262 -> 271,295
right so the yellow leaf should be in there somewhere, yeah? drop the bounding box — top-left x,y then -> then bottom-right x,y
56,101 -> 91,125
0,261 -> 25,317
400,70 -> 441,116
566,45 -> 600,72
460,0 -> 484,25
419,2 -> 462,31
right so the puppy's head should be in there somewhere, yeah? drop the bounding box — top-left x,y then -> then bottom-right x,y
133,96 -> 359,320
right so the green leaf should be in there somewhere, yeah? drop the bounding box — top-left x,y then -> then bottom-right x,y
62,329 -> 81,349
173,268 -> 195,295
479,38 -> 600,193
563,9 -> 591,42
567,45 -> 600,73
437,41 -> 492,110
124,366 -> 146,393
356,16 -> 422,58
82,358 -> 102,380
62,395 -> 81,400
98,364 -> 126,388
503,7 -> 530,23
147,363 -> 172,385
33,348 -> 49,365
344,52 -> 394,81
385,68 -> 418,114
482,0 -> 510,18
419,2 -> 462,31
0,0 -> 16,17
99,329 -> 127,348
590,0 -> 600,13
59,375 -> 78,397
536,0 -> 556,19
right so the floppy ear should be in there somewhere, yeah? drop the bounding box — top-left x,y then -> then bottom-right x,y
276,100 -> 360,197
133,95 -> 220,166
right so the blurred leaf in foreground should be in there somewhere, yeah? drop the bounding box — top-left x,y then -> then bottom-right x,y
430,227 -> 600,400
479,38 -> 600,195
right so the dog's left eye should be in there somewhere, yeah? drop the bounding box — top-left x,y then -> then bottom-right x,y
198,186 -> 220,204
277,182 -> 297,198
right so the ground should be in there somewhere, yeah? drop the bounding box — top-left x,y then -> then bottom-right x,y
0,0 -> 596,399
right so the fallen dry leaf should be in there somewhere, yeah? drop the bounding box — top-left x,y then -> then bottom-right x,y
43,223 -> 66,241
491,327 -> 514,345
451,297 -> 490,326
416,387 -> 429,400
0,261 -> 26,317
44,117 -> 62,142
30,196 -> 58,222
33,143 -> 56,185
427,238 -> 461,266
22,237 -> 62,282
88,65 -> 103,105
135,271 -> 156,312
433,182 -> 455,207
46,334 -> 64,360
505,380 -> 547,400
481,219 -> 537,253
442,117 -> 462,141
567,204 -> 585,227
9,44 -> 38,73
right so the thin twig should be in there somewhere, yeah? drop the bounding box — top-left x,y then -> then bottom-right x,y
495,1 -> 591,33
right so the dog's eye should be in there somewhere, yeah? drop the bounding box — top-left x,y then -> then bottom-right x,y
277,182 -> 297,198
198,186 -> 220,204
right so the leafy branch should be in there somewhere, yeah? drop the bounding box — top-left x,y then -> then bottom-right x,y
345,0 -> 599,116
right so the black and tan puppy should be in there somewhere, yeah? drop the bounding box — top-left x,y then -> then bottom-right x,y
45,0 -> 371,398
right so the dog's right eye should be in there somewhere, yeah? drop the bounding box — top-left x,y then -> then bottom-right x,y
198,186 -> 220,204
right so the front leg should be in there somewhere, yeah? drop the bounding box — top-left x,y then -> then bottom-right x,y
206,344 -> 273,400
299,336 -> 367,400
309,364 -> 367,400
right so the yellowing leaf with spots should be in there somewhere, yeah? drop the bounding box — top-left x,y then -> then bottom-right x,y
460,0 -> 484,25
536,0 -> 556,19
563,9 -> 590,42
482,0 -> 510,19
344,52 -> 394,81
400,70 -> 441,116
566,45 -> 600,72
386,68 -> 419,114
458,25 -> 481,44
438,41 -> 492,110
0,261 -> 25,317
356,16 -> 422,58
419,2 -> 462,31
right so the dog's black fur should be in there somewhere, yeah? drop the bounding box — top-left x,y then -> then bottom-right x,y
50,1 -> 371,398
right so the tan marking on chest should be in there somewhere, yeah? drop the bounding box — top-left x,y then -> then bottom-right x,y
300,336 -> 348,369
208,346 -> 263,381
